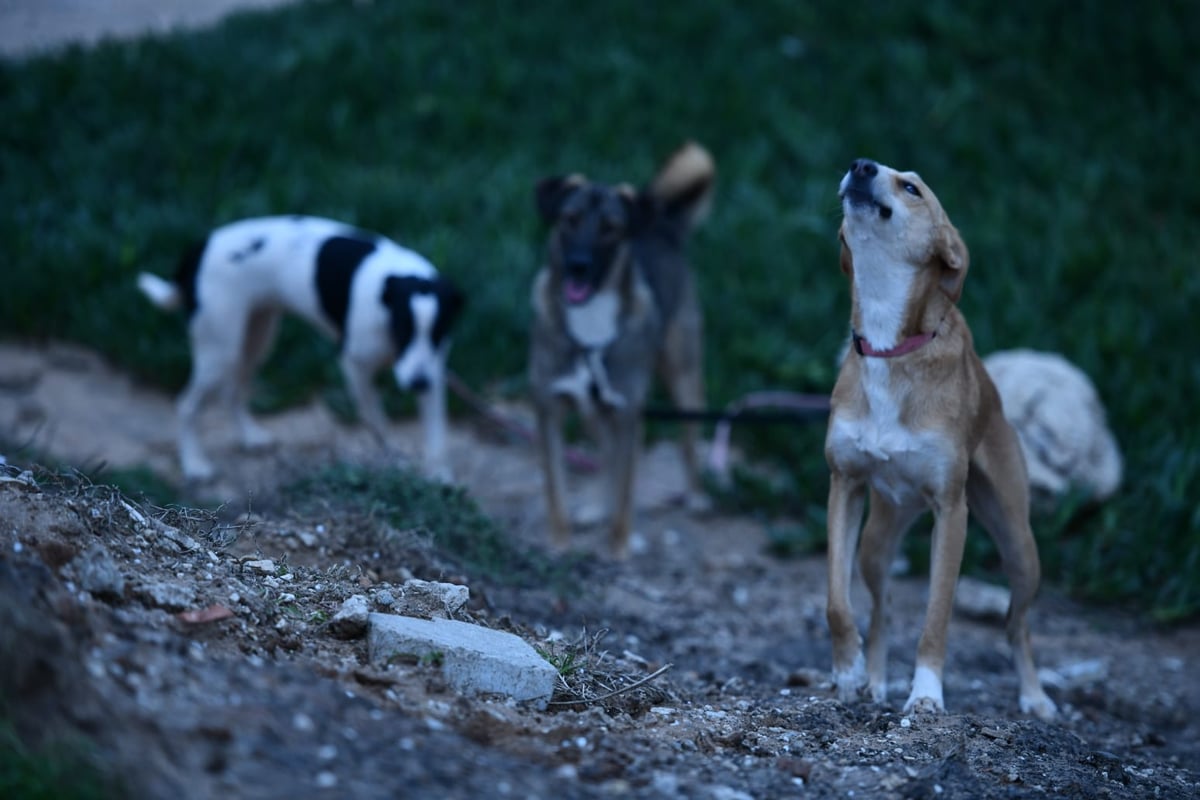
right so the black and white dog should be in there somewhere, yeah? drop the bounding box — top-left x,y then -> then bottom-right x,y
138,215 -> 463,481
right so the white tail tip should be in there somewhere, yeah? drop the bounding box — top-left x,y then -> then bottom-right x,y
137,272 -> 181,311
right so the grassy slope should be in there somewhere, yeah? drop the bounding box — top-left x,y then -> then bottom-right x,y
1,0 -> 1197,617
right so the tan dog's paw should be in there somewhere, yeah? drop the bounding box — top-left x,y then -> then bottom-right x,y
832,653 -> 868,703
903,695 -> 945,715
903,666 -> 946,714
1020,689 -> 1058,721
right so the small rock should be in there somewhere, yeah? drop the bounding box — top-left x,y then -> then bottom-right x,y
76,545 -> 125,600
327,594 -> 370,639
243,559 -> 276,575
396,578 -> 469,619
136,580 -> 193,611
375,589 -> 396,608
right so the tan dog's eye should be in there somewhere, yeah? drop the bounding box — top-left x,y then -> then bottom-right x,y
902,182 -> 922,197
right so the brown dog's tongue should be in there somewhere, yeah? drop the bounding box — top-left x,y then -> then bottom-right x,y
564,279 -> 591,304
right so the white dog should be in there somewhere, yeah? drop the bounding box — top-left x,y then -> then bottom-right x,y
138,215 -> 463,481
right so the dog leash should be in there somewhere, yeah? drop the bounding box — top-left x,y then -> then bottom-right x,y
644,391 -> 831,474
446,372 -> 830,476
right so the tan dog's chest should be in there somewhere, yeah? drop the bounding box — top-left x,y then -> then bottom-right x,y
826,360 -> 954,507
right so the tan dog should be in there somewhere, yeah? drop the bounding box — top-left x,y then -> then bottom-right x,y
824,158 -> 1056,719
529,143 -> 713,558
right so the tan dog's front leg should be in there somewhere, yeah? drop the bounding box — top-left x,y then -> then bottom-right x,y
905,492 -> 969,714
826,472 -> 868,701
858,497 -> 922,703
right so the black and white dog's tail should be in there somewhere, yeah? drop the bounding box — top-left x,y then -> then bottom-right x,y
137,272 -> 181,311
648,141 -> 716,232
138,237 -> 206,313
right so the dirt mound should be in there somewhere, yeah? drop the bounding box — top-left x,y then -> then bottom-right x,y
2,342 -> 1199,798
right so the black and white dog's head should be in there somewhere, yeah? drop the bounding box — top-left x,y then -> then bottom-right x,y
312,227 -> 464,395
381,275 -> 464,392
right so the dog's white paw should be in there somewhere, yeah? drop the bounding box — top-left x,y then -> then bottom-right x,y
903,665 -> 945,714
832,653 -> 868,703
1020,688 -> 1058,721
683,490 -> 713,515
182,458 -> 216,483
571,498 -> 608,528
903,694 -> 945,715
239,425 -> 276,451
425,462 -> 455,485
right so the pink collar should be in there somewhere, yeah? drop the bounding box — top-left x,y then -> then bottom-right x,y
852,329 -> 937,358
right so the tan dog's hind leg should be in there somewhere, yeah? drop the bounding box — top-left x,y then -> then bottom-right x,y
968,416 -> 1058,720
858,497 -> 923,703
826,473 -> 869,701
535,401 -> 571,549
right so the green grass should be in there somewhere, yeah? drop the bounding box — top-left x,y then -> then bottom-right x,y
283,463 -> 572,587
1,0 -> 1198,618
0,719 -> 116,800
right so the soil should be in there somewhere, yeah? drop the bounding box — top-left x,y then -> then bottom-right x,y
3,342 -> 1199,800
3,7 -> 1199,799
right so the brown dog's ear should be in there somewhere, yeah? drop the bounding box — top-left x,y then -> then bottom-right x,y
617,183 -> 655,233
935,223 -> 970,302
838,225 -> 854,279
535,174 -> 586,223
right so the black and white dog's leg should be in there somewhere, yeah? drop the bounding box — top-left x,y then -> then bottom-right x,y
231,308 -> 280,450
177,320 -> 241,480
339,354 -> 389,446
417,367 -> 451,482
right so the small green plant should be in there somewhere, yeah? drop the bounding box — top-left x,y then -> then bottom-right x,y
537,646 -> 583,678
284,463 -> 570,589
419,651 -> 445,668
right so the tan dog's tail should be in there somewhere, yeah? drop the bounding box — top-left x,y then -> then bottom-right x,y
649,141 -> 715,232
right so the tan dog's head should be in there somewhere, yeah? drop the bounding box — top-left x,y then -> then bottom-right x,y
837,159 -> 969,301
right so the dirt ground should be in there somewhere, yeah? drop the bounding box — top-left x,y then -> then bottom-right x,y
3,341 -> 1199,800
3,5 -> 1199,798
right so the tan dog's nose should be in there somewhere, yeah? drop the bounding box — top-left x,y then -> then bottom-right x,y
850,158 -> 878,179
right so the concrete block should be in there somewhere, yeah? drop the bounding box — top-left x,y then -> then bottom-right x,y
368,613 -> 557,708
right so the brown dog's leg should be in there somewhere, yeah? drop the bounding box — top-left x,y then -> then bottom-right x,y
967,417 -> 1058,720
858,496 -> 922,702
535,401 -> 571,549
826,472 -> 868,701
906,491 -> 969,714
660,309 -> 708,511
606,411 -> 642,559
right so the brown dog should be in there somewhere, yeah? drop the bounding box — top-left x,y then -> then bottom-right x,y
529,143 -> 714,558
824,158 -> 1057,719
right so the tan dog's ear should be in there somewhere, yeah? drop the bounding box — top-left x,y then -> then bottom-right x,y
838,225 -> 854,279
935,223 -> 969,302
